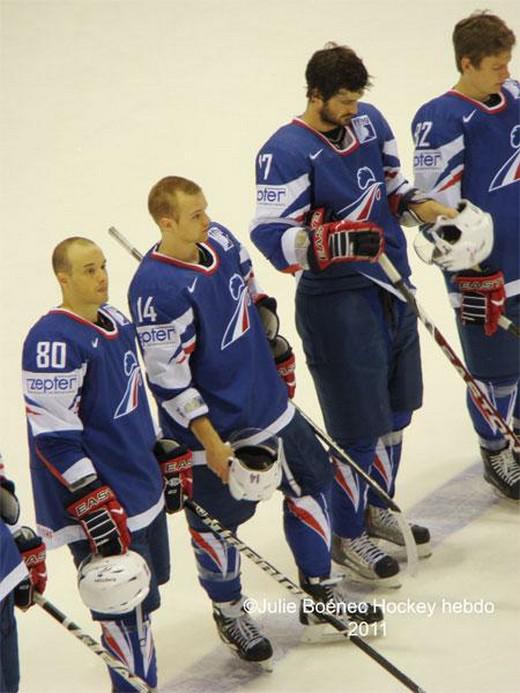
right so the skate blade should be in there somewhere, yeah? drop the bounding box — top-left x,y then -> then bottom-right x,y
371,538 -> 433,561
332,561 -> 402,589
483,475 -> 520,503
301,620 -> 384,643
259,658 -> 274,672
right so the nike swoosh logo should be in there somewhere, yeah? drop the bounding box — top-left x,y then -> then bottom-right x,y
187,278 -> 198,294
309,148 -> 323,160
91,338 -> 99,348
111,508 -> 125,515
462,110 -> 477,123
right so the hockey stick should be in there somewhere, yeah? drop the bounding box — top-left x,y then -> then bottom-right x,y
34,594 -> 151,692
108,226 -> 418,573
184,497 -> 425,693
378,253 -> 520,454
498,315 -> 520,339
293,403 -> 419,575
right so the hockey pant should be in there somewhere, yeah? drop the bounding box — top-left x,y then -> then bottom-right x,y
331,411 -> 411,538
100,607 -> 157,691
467,377 -> 519,451
0,592 -> 19,693
190,492 -> 331,602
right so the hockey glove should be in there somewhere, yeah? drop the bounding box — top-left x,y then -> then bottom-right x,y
67,480 -> 131,556
0,477 -> 20,525
272,335 -> 296,399
154,439 -> 193,513
254,294 -> 280,342
307,208 -> 384,272
454,270 -> 506,336
14,527 -> 47,610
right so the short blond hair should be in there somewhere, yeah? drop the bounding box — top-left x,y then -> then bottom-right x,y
51,237 -> 95,274
148,176 -> 202,224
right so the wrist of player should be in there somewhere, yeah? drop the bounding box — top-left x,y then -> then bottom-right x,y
66,480 -> 130,556
14,526 -> 47,609
154,439 -> 193,513
205,442 -> 233,484
254,295 -> 280,342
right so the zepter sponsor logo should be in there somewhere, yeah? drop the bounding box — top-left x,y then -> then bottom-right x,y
413,149 -> 443,171
137,324 -> 177,348
25,373 -> 79,395
256,184 -> 288,206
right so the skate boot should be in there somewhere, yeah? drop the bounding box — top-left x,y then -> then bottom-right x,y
299,574 -> 384,643
331,532 -> 401,587
481,446 -> 520,500
212,597 -> 273,670
367,505 -> 432,558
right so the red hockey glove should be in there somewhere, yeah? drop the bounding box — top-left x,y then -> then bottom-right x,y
307,208 -> 384,272
14,527 -> 47,610
154,439 -> 193,513
67,480 -> 130,556
254,294 -> 280,342
272,335 -> 296,399
454,270 -> 506,336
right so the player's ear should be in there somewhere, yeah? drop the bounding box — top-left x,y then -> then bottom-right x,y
159,215 -> 177,234
309,88 -> 324,103
460,56 -> 474,74
55,271 -> 69,289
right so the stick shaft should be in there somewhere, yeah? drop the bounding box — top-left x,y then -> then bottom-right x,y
34,594 -> 151,692
379,254 -> 520,453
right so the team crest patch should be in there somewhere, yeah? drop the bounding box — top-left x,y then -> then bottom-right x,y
351,115 -> 377,144
114,351 -> 142,419
221,274 -> 251,350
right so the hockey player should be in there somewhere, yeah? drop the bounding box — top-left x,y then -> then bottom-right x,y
22,237 -> 170,691
250,43 -> 457,585
128,175 -> 382,668
411,12 -> 520,499
1,455 -> 47,693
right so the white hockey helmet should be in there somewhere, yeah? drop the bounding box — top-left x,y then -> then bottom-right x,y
228,429 -> 283,502
413,199 -> 493,272
78,550 -> 151,615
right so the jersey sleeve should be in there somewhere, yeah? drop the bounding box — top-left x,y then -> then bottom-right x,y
22,330 -> 96,488
411,102 -> 464,207
374,108 -> 423,221
250,141 -> 312,274
130,283 -> 209,429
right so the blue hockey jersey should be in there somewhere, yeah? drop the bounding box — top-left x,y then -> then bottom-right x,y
22,305 -> 164,548
128,224 -> 293,459
412,80 -> 520,299
0,520 -> 27,602
251,104 -> 417,294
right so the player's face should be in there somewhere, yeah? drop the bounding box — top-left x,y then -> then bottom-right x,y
62,243 -> 109,307
464,51 -> 511,98
174,191 -> 210,244
319,89 -> 363,128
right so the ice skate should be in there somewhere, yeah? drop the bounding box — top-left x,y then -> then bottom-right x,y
481,446 -> 520,500
212,597 -> 273,670
366,505 -> 432,558
331,532 -> 401,587
299,574 -> 384,643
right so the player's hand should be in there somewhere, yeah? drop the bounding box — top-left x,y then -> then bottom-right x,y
271,335 -> 296,399
0,477 -> 21,525
205,440 -> 233,484
154,439 -> 193,513
455,270 -> 506,336
14,527 -> 47,610
67,480 -> 131,556
410,200 -> 457,224
307,208 -> 384,272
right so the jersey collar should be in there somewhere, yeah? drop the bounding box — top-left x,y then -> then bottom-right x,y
292,118 -> 360,156
49,306 -> 119,338
447,88 -> 507,114
150,242 -> 220,275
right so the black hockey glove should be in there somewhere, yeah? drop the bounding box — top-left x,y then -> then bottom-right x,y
154,439 -> 193,513
66,480 -> 131,556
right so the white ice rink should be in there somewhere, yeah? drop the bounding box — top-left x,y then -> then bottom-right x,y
1,1 -> 519,691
